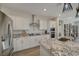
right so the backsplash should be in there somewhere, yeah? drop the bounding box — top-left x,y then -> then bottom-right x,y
13,29 -> 49,38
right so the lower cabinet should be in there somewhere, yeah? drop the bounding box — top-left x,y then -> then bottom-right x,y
22,37 -> 30,50
13,35 -> 50,52
13,36 -> 41,52
13,38 -> 23,52
17,38 -> 23,51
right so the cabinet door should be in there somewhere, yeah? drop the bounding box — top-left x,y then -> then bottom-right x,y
35,36 -> 41,45
40,20 -> 47,30
13,38 -> 17,52
29,36 -> 37,48
16,38 -> 23,51
28,36 -> 40,48
22,37 -> 31,49
20,36 -> 41,50
22,36 -> 36,49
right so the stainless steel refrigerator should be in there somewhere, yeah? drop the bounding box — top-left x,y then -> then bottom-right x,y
0,11 -> 13,56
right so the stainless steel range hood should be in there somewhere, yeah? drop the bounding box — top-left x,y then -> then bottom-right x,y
30,15 -> 39,27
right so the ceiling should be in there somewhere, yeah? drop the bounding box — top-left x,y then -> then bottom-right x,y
0,3 -> 78,18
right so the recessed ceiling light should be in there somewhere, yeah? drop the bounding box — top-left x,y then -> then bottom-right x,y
43,8 -> 47,11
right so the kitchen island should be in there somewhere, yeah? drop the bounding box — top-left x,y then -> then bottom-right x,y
40,39 -> 79,56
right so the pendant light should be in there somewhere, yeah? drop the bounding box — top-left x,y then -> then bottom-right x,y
76,3 -> 79,17
62,3 -> 73,12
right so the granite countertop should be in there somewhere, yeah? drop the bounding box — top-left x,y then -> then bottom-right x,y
13,33 -> 49,38
40,39 -> 79,56
51,40 -> 79,56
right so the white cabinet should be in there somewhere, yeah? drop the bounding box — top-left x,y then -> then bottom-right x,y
13,36 -> 41,52
17,38 -> 23,51
13,14 -> 31,30
30,36 -> 36,47
22,37 -> 29,50
29,36 -> 40,48
13,38 -> 23,52
49,20 -> 56,28
13,35 -> 50,52
13,38 -> 17,51
36,36 -> 41,45
40,20 -> 48,30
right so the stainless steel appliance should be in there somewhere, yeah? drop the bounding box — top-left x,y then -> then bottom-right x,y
0,11 -> 13,56
50,28 -> 55,38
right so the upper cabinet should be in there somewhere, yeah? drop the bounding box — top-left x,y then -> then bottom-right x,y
12,14 -> 32,30
49,20 -> 57,28
39,19 -> 48,30
10,12 -> 49,31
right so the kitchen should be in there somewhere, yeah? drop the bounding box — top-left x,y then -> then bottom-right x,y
0,3 -> 79,56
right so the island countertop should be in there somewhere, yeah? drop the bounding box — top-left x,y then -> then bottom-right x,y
40,39 -> 79,56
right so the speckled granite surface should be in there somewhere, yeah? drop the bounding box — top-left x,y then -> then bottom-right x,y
40,39 -> 79,56
51,40 -> 79,56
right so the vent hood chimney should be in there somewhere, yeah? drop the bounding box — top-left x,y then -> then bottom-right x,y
30,14 -> 39,27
